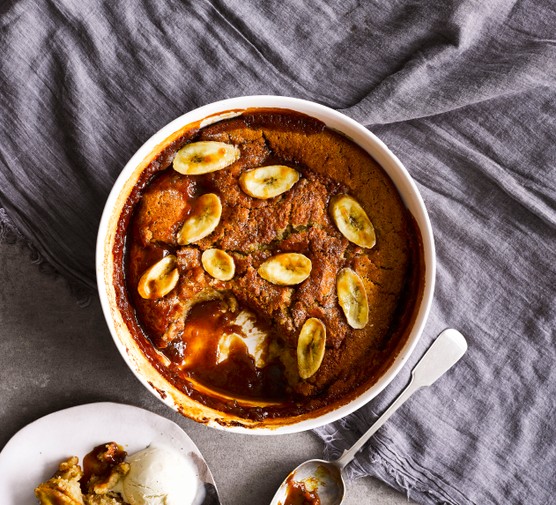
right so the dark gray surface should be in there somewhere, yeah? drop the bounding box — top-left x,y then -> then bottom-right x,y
0,241 -> 412,505
1,1 -> 556,504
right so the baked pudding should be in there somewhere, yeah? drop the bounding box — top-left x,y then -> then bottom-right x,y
35,442 -> 130,505
110,108 -> 425,425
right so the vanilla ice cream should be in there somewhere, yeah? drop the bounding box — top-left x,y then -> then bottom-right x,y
115,446 -> 198,505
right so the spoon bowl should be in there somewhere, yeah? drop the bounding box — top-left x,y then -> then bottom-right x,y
270,328 -> 468,505
272,459 -> 344,505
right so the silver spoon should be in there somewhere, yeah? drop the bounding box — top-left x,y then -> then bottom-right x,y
270,328 -> 468,505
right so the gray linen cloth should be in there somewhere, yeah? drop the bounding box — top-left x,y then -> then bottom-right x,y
1,1 -> 555,503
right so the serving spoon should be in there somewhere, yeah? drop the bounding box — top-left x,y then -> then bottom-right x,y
269,328 -> 468,505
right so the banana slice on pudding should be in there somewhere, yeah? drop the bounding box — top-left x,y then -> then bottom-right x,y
297,317 -> 326,379
258,253 -> 312,286
329,194 -> 376,248
202,249 -> 235,281
173,141 -> 240,175
137,255 -> 179,299
177,193 -> 222,245
239,165 -> 300,199
336,267 -> 369,329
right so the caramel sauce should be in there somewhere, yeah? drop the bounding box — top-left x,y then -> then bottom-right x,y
164,300 -> 287,400
82,442 -> 127,494
281,474 -> 321,505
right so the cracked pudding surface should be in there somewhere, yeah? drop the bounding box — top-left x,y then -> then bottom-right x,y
114,109 -> 424,422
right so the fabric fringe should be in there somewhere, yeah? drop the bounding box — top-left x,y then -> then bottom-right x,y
0,208 -> 93,308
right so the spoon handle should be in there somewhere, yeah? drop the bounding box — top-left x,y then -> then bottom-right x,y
336,328 -> 467,469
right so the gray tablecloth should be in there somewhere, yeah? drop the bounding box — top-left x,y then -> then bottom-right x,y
1,1 -> 555,504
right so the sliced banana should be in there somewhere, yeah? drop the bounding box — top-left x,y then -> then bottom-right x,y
201,248 -> 235,281
177,193 -> 222,245
173,141 -> 240,175
258,253 -> 312,286
336,268 -> 369,329
239,165 -> 300,199
137,255 -> 179,299
329,194 -> 376,248
297,318 -> 326,379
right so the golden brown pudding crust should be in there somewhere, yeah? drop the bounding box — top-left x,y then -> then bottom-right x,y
115,109 -> 423,421
35,457 -> 85,505
35,444 -> 129,505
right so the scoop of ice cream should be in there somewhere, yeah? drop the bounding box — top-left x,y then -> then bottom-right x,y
115,446 -> 198,505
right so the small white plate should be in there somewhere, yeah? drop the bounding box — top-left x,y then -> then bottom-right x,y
0,402 -> 220,505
